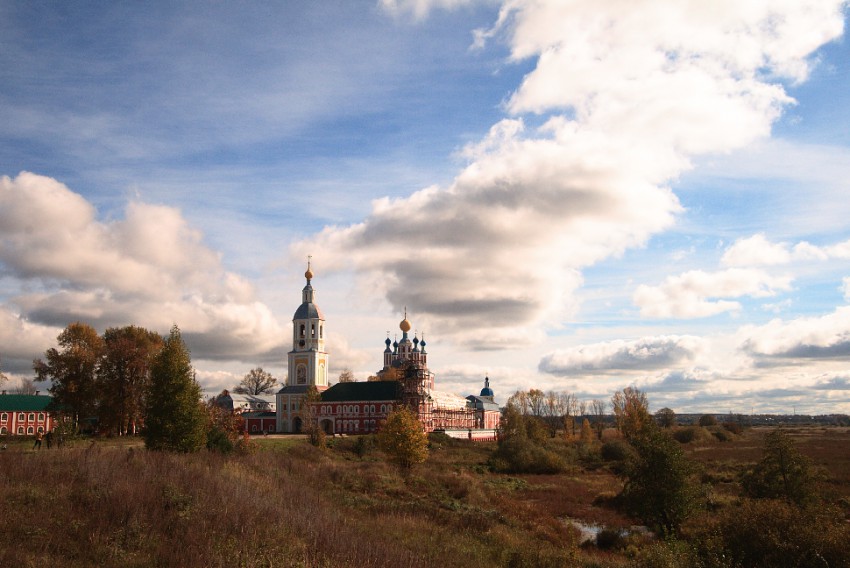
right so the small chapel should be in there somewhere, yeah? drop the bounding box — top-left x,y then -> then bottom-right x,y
275,263 -> 500,439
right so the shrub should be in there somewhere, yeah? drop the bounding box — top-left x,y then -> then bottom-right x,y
722,421 -> 743,435
697,414 -> 717,427
712,430 -> 730,442
619,428 -> 700,536
672,428 -> 696,444
741,429 -> 818,506
595,528 -> 624,550
600,440 -> 631,462
354,434 -> 375,458
672,426 -> 712,444
697,499 -> 850,568
489,435 -> 567,474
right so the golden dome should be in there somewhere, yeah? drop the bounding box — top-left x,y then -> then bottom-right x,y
305,267 -> 313,280
400,308 -> 412,332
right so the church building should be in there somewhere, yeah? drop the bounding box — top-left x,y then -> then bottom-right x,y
275,263 -> 500,439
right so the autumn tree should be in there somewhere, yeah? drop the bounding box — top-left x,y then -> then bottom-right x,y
337,368 -> 355,383
234,367 -> 277,395
655,407 -> 676,428
741,429 -> 818,507
301,385 -> 324,447
506,390 -> 530,415
377,406 -> 428,471
579,418 -> 595,446
98,325 -> 163,435
590,399 -> 606,440
542,390 -> 565,437
34,322 -> 104,430
143,325 -> 206,452
611,386 -> 651,440
206,402 -> 249,454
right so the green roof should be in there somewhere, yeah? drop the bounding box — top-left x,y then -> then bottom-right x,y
0,394 -> 54,412
321,381 -> 402,403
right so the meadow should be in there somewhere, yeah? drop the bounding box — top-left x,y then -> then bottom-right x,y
1,425 -> 848,567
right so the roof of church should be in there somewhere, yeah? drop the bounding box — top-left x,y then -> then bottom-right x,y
466,395 -> 500,411
277,385 -> 314,395
321,381 -> 403,403
294,299 -> 324,320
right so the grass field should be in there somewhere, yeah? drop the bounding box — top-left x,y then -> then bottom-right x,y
1,425 -> 848,567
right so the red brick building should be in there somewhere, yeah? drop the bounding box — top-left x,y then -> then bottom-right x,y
0,394 -> 55,436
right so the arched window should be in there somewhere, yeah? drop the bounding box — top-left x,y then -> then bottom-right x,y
311,324 -> 316,338
320,325 -> 323,338
0,413 -> 6,422
17,413 -> 24,421
17,426 -> 23,434
28,413 -> 35,422
251,424 -> 258,433
37,426 -> 44,433
38,413 -> 45,422
0,427 -> 6,435
27,426 -> 34,434
299,324 -> 305,338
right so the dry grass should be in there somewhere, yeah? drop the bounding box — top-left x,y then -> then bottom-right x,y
1,425 -> 848,567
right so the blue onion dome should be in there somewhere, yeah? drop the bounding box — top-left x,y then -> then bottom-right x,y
480,376 -> 494,398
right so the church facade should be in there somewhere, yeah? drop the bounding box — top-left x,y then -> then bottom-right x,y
275,264 -> 500,439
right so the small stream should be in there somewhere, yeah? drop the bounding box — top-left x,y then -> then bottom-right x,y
563,517 -> 651,544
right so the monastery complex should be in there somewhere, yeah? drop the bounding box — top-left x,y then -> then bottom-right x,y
275,263 -> 500,439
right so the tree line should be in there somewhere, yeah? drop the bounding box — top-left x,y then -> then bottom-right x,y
31,321 -> 259,453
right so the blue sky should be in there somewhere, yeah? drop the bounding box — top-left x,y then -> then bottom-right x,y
2,0 -> 850,414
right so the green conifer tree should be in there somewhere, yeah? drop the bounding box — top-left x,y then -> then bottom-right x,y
143,325 -> 207,452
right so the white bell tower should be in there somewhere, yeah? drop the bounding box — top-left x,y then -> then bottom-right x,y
287,257 -> 328,389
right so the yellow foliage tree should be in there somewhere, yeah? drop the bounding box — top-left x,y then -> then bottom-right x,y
377,406 -> 428,471
611,386 -> 651,440
580,418 -> 595,446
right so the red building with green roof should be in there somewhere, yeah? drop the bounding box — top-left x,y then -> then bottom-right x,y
0,394 -> 55,436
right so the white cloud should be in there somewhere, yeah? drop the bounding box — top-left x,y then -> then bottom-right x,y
739,306 -> 850,360
295,1 -> 843,345
0,172 -> 285,362
722,233 -> 850,266
539,335 -> 705,375
378,0 -> 478,20
634,268 -> 793,318
722,233 -> 792,266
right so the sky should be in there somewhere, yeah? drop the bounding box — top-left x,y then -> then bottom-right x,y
2,0 -> 850,415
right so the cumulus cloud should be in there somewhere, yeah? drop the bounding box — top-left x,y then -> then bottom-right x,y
297,0 -> 844,347
634,268 -> 793,318
722,233 -> 850,266
539,335 -> 704,375
0,172 -> 285,362
0,306 -> 61,373
740,306 -> 850,360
